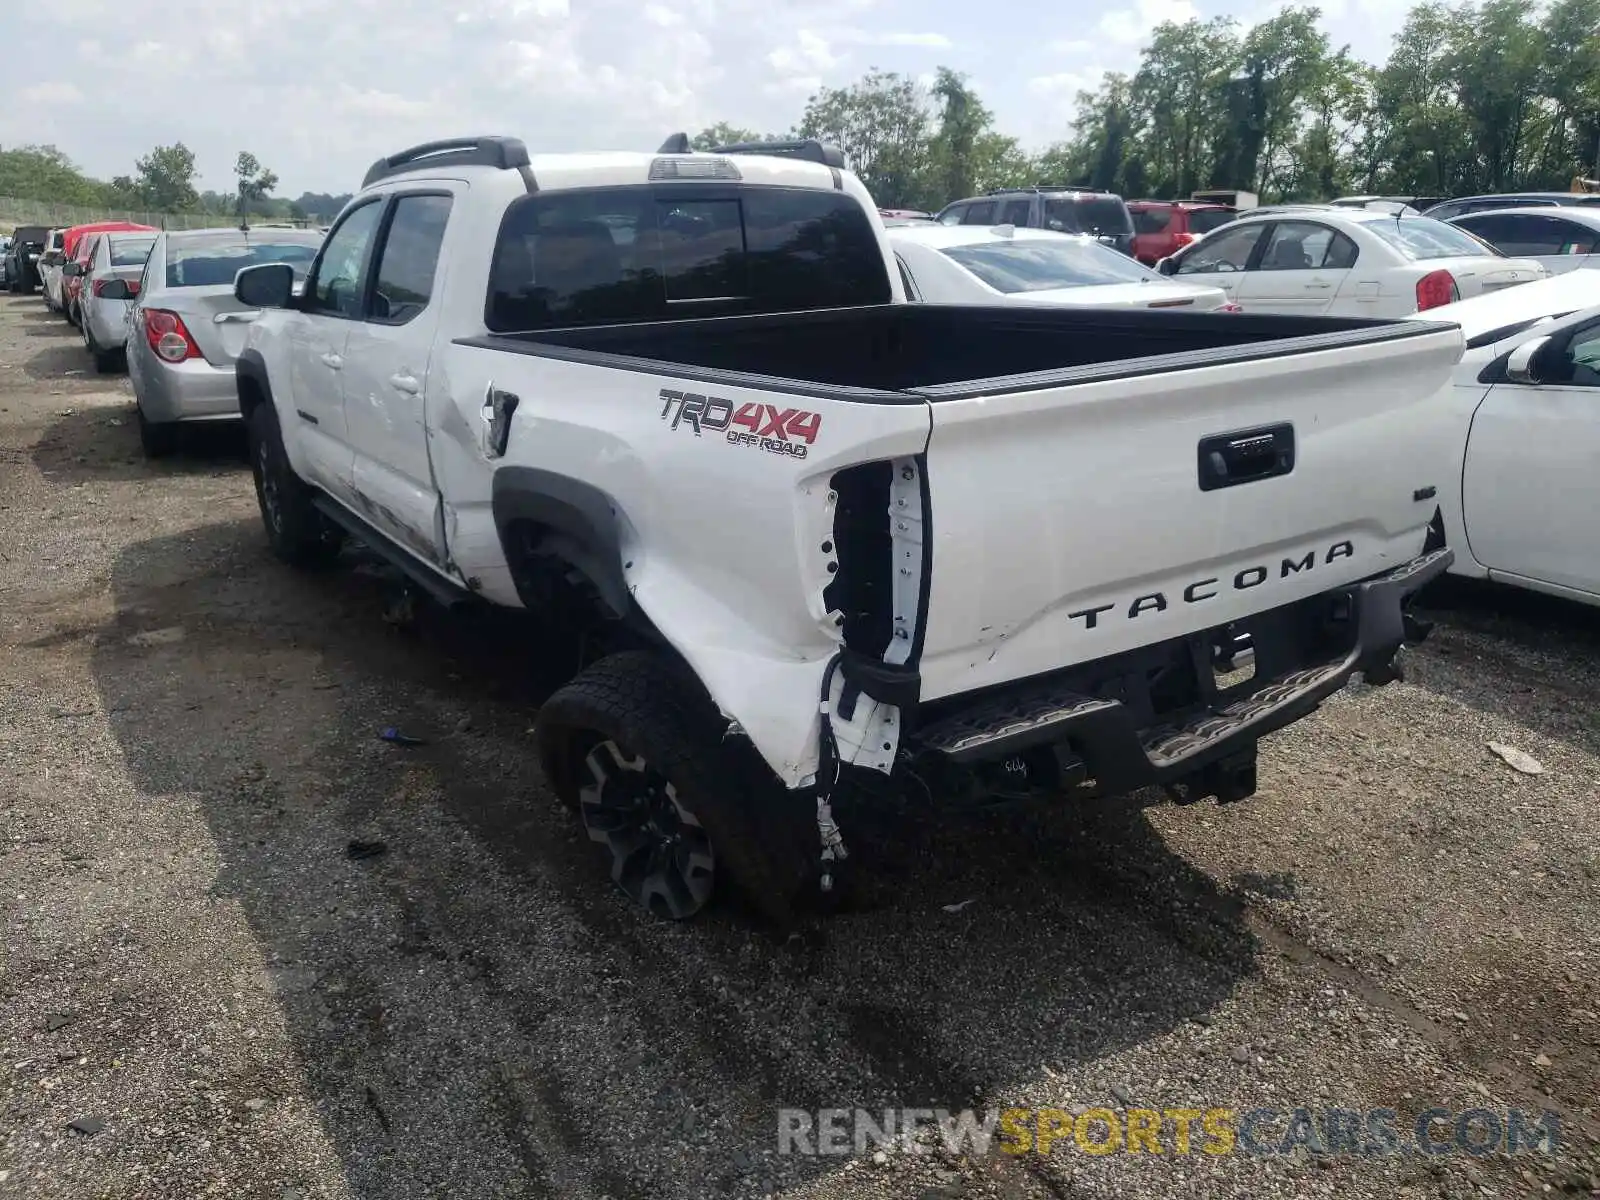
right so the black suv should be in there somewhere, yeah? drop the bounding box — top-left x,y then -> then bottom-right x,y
933,186 -> 1138,256
5,225 -> 51,293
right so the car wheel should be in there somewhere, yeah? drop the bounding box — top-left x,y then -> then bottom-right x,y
246,402 -> 343,566
536,651 -> 818,925
136,405 -> 180,458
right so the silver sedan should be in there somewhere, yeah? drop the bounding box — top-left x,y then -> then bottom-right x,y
127,226 -> 324,457
76,231 -> 157,373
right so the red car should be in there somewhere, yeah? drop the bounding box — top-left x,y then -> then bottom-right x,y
1127,202 -> 1238,265
60,220 -> 156,325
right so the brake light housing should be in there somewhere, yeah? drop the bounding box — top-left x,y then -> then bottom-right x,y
1415,269 -> 1459,312
142,309 -> 201,363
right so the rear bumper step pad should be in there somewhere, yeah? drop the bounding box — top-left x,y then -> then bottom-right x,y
915,548 -> 1453,791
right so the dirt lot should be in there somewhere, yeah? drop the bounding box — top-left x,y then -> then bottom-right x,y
1,291 -> 1597,1200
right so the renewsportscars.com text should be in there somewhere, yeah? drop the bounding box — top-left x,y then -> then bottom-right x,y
777,1106 -> 1561,1159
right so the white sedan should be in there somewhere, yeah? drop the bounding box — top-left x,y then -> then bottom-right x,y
1446,206 -> 1600,278
1404,268 -> 1600,604
1155,207 -> 1547,317
887,223 -> 1234,310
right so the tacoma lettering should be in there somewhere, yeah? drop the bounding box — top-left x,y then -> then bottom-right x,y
1067,541 -> 1357,629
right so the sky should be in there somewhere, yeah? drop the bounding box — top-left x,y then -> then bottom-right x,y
0,0 -> 1421,197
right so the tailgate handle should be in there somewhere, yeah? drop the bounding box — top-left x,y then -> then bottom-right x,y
1198,424 -> 1295,492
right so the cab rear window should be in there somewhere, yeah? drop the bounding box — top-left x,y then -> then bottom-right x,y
485,185 -> 890,331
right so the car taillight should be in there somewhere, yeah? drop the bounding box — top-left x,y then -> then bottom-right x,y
1415,269 -> 1459,311
1173,231 -> 1197,248
143,309 -> 201,363
1217,302 -> 1244,312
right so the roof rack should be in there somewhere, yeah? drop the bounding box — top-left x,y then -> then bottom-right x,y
709,138 -> 846,170
985,183 -> 1112,195
361,136 -> 532,188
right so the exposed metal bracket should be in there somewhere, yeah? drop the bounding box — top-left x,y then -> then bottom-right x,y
885,457 -> 924,668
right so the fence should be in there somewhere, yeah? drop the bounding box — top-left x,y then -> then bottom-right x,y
0,196 -> 256,232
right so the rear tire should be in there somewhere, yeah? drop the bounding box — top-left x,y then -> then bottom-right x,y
136,406 -> 179,458
85,322 -> 122,374
246,402 -> 343,566
537,651 -> 817,926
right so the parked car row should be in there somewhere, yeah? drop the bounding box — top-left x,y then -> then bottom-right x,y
12,217 -> 327,453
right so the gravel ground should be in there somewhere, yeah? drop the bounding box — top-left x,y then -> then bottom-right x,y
1,291 -> 1597,1200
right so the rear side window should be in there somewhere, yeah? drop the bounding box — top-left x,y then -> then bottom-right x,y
166,235 -> 323,288
109,237 -> 156,267
1131,207 -> 1172,235
1365,217 -> 1496,261
1465,213 -> 1593,256
1046,197 -> 1133,237
371,194 -> 452,323
1187,208 -> 1236,235
998,198 -> 1032,226
485,186 -> 891,331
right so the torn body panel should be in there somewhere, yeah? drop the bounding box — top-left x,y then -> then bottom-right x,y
438,343 -> 934,788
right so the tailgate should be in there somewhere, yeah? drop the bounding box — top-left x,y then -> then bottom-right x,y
913,324 -> 1464,701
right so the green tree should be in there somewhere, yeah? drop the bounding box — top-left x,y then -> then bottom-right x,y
133,142 -> 199,211
1443,0 -> 1545,191
690,122 -> 764,150
797,70 -> 935,207
234,151 -> 279,219
0,145 -> 107,206
1133,17 -> 1243,196
1535,0 -> 1600,182
1237,7 -> 1335,194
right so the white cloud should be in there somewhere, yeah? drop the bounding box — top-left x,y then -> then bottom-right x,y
20,82 -> 83,106
768,29 -> 840,76
0,0 -> 1430,196
1027,71 -> 1104,98
1098,0 -> 1199,45
850,31 -> 952,48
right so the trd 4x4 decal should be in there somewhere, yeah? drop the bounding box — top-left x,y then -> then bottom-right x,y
659,388 -> 822,460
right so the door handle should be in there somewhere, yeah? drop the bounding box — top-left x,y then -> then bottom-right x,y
320,353 -> 343,370
389,373 -> 421,395
215,310 -> 261,324
1307,279 -> 1333,290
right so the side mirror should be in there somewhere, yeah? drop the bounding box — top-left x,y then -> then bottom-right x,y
1156,257 -> 1176,276
234,262 -> 295,309
98,279 -> 132,301
62,262 -> 84,278
1505,335 -> 1552,385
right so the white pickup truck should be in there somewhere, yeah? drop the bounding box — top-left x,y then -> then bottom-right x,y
231,134 -> 1461,924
